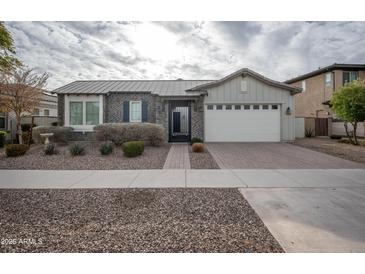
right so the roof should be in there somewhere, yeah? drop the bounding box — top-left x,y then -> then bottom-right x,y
187,68 -> 301,93
52,80 -> 214,96
285,63 -> 365,84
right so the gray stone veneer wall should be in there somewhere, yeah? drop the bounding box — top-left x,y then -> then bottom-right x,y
57,94 -> 65,126
191,96 -> 205,140
105,92 -> 156,123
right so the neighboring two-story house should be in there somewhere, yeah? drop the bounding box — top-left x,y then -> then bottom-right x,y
285,63 -> 365,136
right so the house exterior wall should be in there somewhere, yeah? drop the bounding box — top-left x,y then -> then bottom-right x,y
292,69 -> 365,118
105,92 -> 156,123
58,94 -> 65,126
204,74 -> 296,141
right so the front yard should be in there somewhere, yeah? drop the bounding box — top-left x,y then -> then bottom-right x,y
0,188 -> 283,252
292,137 -> 365,164
0,142 -> 170,170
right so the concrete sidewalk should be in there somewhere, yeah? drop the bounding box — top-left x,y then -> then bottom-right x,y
0,169 -> 364,189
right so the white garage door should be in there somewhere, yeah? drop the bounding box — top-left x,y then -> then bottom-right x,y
205,104 -> 281,142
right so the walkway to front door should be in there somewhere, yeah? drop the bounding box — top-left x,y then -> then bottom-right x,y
163,144 -> 191,169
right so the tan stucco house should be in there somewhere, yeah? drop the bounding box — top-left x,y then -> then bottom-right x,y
285,63 -> 365,136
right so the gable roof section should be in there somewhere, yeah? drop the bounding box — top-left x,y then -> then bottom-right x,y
52,80 -> 214,96
186,68 -> 302,94
285,63 -> 365,84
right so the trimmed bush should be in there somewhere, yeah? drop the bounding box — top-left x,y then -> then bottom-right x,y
69,143 -> 85,156
22,131 -> 32,145
21,124 -> 36,132
94,123 -> 165,146
33,126 -> 73,144
5,144 -> 29,157
44,143 -> 57,155
191,137 -> 203,145
330,135 -> 342,140
0,131 -> 6,148
192,142 -> 204,153
99,141 -> 114,155
122,141 -> 145,157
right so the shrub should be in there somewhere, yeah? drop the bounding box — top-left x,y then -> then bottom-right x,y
21,124 -> 36,132
305,128 -> 314,138
191,137 -> 203,145
99,141 -> 114,155
192,142 -> 204,153
69,143 -> 85,156
122,141 -> 145,157
94,123 -> 165,146
33,126 -> 73,144
338,139 -> 351,144
330,135 -> 342,140
44,143 -> 57,155
5,144 -> 29,157
0,131 -> 6,148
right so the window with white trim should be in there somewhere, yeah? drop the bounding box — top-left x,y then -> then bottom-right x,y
44,109 -> 50,116
301,80 -> 306,92
262,105 -> 269,110
234,105 -> 241,110
207,105 -> 214,110
216,105 -> 223,110
130,101 -> 142,122
86,102 -> 99,125
243,105 -> 250,110
253,105 -> 260,110
70,102 -> 83,125
343,71 -> 358,85
325,72 -> 332,86
225,105 -> 232,110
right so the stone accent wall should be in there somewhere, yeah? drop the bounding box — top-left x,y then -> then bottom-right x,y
105,92 -> 156,123
155,97 -> 169,140
191,96 -> 204,140
57,94 -> 65,126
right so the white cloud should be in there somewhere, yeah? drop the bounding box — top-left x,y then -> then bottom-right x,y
5,21 -> 365,90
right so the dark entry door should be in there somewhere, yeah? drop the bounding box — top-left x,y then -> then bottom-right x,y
315,118 -> 328,136
169,101 -> 191,142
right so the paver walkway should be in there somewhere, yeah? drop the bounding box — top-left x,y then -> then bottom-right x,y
163,144 -> 191,169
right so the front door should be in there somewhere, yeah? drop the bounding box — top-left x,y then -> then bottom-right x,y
169,101 -> 191,142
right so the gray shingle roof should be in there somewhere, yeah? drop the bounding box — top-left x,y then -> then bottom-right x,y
52,80 -> 214,96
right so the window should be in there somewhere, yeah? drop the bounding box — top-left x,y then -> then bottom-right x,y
243,105 -> 250,110
44,109 -> 50,116
0,113 -> 5,129
271,105 -> 278,110
240,78 -> 248,92
301,80 -> 306,92
70,102 -> 83,125
325,72 -> 332,85
262,105 -> 269,110
33,108 -> 40,115
86,102 -> 100,125
216,105 -> 223,110
343,71 -> 358,85
225,105 -> 232,110
130,101 -> 142,122
207,105 -> 214,110
253,105 -> 260,110
234,105 -> 241,110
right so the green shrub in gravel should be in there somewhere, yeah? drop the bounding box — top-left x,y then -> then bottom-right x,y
5,144 -> 29,157
330,135 -> 342,139
99,141 -> 114,155
190,137 -> 203,145
0,131 -> 6,148
69,143 -> 85,156
122,141 -> 144,157
44,143 -> 57,155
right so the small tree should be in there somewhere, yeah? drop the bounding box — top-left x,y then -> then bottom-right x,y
0,22 -> 22,73
0,68 -> 48,144
331,80 -> 365,145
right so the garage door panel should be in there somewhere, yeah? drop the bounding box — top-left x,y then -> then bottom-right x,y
205,108 -> 281,142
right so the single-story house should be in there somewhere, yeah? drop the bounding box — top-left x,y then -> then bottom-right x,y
53,68 -> 301,142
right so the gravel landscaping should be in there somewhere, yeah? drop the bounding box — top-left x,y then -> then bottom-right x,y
0,142 -> 170,170
0,188 -> 283,253
189,146 -> 220,169
292,138 -> 365,164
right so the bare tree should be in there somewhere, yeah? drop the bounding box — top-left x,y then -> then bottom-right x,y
0,68 -> 48,144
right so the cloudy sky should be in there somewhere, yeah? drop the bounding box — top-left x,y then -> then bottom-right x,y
5,21 -> 365,90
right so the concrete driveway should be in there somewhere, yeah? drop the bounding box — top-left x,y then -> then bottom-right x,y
207,142 -> 364,169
